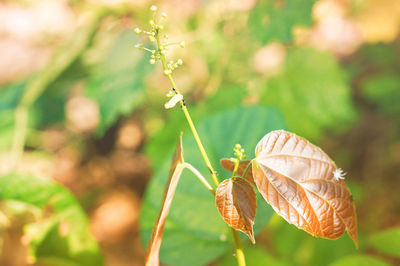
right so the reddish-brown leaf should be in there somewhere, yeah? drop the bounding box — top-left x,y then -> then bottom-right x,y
252,130 -> 358,246
220,159 -> 255,185
215,177 -> 257,243
145,135 -> 184,266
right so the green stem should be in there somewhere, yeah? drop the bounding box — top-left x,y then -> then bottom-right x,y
156,37 -> 219,188
183,162 -> 215,195
241,160 -> 253,179
232,159 -> 240,177
155,32 -> 246,266
232,228 -> 246,266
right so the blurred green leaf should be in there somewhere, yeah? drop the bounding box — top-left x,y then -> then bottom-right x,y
260,47 -> 357,140
85,30 -> 153,136
368,227 -> 400,257
248,0 -> 316,44
268,214 -> 358,265
329,254 -> 390,266
140,105 -> 287,266
0,110 -> 16,151
0,82 -> 25,111
217,245 -> 293,266
0,83 -> 38,151
32,61 -> 88,128
0,173 -> 103,265
362,72 -> 400,116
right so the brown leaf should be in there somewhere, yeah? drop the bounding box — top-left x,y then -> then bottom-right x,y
252,130 -> 358,246
145,134 -> 184,266
215,177 -> 257,243
220,159 -> 255,185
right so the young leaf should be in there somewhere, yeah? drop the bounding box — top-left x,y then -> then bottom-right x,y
145,135 -> 184,266
215,177 -> 257,243
220,159 -> 254,185
252,130 -> 358,246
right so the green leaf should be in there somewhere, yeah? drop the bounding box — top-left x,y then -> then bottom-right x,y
0,82 -> 25,112
85,30 -> 153,136
362,72 -> 400,116
329,254 -> 390,266
267,214 -> 359,265
0,173 -> 103,265
248,0 -> 316,44
140,105 -> 287,266
260,47 -> 357,140
368,227 -> 400,257
32,61 -> 89,128
0,82 -> 38,151
217,245 -> 292,266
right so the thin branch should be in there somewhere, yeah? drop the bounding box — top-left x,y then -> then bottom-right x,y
183,162 -> 215,195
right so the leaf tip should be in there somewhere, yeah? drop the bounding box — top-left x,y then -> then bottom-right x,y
248,229 -> 256,244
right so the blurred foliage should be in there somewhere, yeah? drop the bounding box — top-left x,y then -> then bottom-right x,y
85,31 -> 153,136
260,47 -> 357,139
368,227 -> 400,258
0,173 -> 103,265
249,0 -> 315,43
0,0 -> 399,265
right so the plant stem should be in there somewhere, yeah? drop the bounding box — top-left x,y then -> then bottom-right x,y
156,38 -> 219,188
241,160 -> 253,179
155,33 -> 246,266
232,228 -> 246,266
183,162 -> 215,195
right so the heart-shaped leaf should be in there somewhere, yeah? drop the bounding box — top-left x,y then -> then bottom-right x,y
220,159 -> 254,185
215,177 -> 257,244
252,130 -> 358,246
145,135 -> 184,266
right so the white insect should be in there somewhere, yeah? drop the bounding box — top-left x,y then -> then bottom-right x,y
333,168 -> 346,181
164,94 -> 183,109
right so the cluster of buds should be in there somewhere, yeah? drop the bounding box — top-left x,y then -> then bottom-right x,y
134,5 -> 185,75
230,144 -> 246,165
164,59 -> 183,75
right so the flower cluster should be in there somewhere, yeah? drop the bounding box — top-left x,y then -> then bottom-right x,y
230,144 -> 246,164
134,5 -> 184,75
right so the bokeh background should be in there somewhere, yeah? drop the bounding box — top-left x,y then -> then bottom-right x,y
0,0 -> 399,265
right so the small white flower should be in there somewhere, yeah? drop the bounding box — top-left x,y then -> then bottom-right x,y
164,94 -> 183,109
150,5 -> 157,12
333,168 -> 346,181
